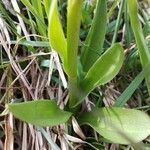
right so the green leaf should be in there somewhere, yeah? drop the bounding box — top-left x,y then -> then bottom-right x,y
67,0 -> 83,77
79,43 -> 124,100
31,0 -> 46,36
8,100 -> 72,127
112,0 -> 125,44
21,0 -> 47,35
44,0 -> 51,16
67,0 -> 83,108
48,0 -> 67,66
79,107 -> 150,144
0,2 -> 18,36
10,41 -> 49,47
114,63 -> 150,107
81,0 -> 107,72
127,0 -> 150,95
70,43 -> 124,108
114,71 -> 144,107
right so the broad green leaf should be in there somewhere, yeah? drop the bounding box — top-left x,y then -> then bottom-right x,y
81,0 -> 107,72
127,0 -> 150,95
79,107 -> 150,144
8,100 -> 72,127
70,43 -> 124,108
48,0 -> 67,65
79,43 -> 124,101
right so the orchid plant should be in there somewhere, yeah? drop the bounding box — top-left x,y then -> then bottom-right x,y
7,0 -> 150,146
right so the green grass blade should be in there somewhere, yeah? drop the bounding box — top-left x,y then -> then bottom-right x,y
80,0 -> 107,72
114,62 -> 150,107
31,0 -> 46,36
48,0 -> 67,65
31,0 -> 44,20
0,2 -> 19,36
124,1 -> 132,47
10,40 -> 49,47
44,0 -> 51,16
114,71 -> 144,107
107,0 -> 120,19
127,0 -> 150,95
112,0 -> 125,44
21,0 -> 47,34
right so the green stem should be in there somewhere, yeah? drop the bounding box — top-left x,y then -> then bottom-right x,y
68,77 -> 79,110
67,0 -> 83,108
124,1 -> 132,46
112,0 -> 125,44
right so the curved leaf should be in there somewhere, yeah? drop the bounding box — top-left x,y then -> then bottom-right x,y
127,0 -> 150,95
48,0 -> 67,64
81,0 -> 107,72
79,107 -> 150,144
44,0 -> 51,16
21,0 -> 47,35
8,100 -> 72,127
80,43 -> 124,97
71,43 -> 124,108
31,0 -> 46,36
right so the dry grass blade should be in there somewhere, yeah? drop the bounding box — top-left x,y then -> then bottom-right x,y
22,123 -> 27,150
53,51 -> 67,89
47,53 -> 54,86
39,127 -> 61,150
0,23 -> 35,99
64,133 -> 99,150
0,58 -> 36,103
4,114 -> 14,150
10,0 -> 30,40
72,117 -> 86,140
